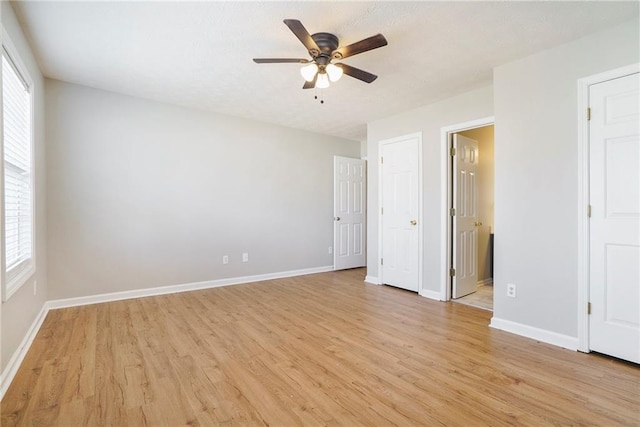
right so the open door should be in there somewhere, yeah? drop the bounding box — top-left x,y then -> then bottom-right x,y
452,134 -> 479,298
333,156 -> 366,270
588,72 -> 640,363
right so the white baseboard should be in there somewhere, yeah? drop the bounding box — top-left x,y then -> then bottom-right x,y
419,289 -> 443,301
0,265 -> 333,399
364,275 -> 381,285
48,265 -> 333,310
478,278 -> 493,286
0,304 -> 49,400
490,317 -> 578,351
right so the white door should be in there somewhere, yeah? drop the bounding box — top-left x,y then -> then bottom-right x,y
452,134 -> 479,298
381,136 -> 420,292
333,156 -> 366,270
589,72 -> 640,364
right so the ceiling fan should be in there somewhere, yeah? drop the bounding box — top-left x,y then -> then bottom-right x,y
253,19 -> 388,90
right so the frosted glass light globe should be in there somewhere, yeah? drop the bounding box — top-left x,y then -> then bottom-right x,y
300,63 -> 318,82
326,63 -> 343,82
316,72 -> 330,89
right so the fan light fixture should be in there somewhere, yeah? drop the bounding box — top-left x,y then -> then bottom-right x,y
300,63 -> 342,87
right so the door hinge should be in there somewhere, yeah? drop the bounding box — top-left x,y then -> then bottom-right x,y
587,302 -> 591,315
587,107 -> 591,121
449,267 -> 456,277
587,204 -> 591,218
381,207 -> 384,215
381,258 -> 384,265
450,208 -> 456,217
380,156 -> 384,164
450,147 -> 456,156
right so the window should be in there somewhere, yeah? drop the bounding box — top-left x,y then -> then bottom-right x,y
2,38 -> 34,301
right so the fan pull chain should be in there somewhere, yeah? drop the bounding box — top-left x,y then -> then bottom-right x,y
313,88 -> 325,104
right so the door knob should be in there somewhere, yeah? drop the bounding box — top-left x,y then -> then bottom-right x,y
474,221 -> 483,227
410,220 -> 417,226
335,217 -> 341,221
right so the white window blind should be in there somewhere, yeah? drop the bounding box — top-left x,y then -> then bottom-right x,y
2,50 -> 33,287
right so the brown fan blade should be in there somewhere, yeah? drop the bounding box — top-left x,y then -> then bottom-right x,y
283,19 -> 321,56
302,73 -> 318,89
333,34 -> 387,60
337,63 -> 378,83
253,58 -> 310,64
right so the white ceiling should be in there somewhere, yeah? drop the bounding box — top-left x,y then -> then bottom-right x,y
12,1 -> 639,141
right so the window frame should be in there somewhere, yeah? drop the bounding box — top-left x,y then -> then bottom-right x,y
1,28 -> 35,302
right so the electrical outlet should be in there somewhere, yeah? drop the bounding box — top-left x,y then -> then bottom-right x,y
328,246 -> 333,254
242,253 -> 249,262
222,255 -> 229,265
507,283 -> 517,298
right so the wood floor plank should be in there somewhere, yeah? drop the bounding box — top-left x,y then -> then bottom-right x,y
2,268 -> 639,426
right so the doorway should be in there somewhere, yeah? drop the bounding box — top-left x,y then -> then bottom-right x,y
440,118 -> 494,310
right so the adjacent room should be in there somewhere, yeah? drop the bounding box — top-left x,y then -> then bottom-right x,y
1,1 -> 639,425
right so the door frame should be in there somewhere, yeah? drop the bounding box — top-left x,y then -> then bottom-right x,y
377,132 -> 423,294
440,117 -> 494,301
576,62 -> 639,353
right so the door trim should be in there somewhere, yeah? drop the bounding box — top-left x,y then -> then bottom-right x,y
377,132 -> 423,293
576,63 -> 639,354
440,117 -> 494,301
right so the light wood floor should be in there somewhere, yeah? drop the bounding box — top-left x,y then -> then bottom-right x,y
453,283 -> 493,311
2,268 -> 639,426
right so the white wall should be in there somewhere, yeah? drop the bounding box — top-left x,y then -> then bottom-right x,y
493,18 -> 639,338
46,80 -> 359,300
366,85 -> 494,293
1,2 -> 48,373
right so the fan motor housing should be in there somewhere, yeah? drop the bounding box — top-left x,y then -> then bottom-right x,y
311,32 -> 339,55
